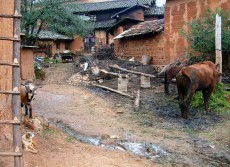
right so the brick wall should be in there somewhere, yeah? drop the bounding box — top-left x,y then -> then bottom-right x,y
164,0 -> 230,63
114,32 -> 166,65
69,36 -> 84,52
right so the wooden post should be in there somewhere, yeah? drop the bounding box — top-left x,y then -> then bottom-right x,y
13,0 -> 23,166
215,14 -> 222,81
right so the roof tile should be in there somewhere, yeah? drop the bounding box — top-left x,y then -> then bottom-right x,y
113,19 -> 164,39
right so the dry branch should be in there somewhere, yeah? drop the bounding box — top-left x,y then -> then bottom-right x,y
92,83 -> 134,99
109,64 -> 155,78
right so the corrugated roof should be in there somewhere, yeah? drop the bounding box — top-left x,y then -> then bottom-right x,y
113,19 -> 164,39
73,0 -> 155,13
38,30 -> 73,40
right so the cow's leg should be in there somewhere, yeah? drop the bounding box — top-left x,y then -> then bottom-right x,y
181,104 -> 189,119
203,87 -> 214,111
164,72 -> 170,95
177,87 -> 188,118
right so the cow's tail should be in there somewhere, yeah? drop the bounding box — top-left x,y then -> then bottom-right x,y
180,69 -> 193,105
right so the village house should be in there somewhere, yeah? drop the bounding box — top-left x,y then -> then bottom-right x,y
72,0 -> 164,52
33,30 -> 74,58
112,19 -> 165,65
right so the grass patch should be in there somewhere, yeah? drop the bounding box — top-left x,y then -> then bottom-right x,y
64,136 -> 76,143
42,128 -> 55,137
191,83 -> 230,113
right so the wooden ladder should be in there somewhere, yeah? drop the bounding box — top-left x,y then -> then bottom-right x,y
0,1 -> 23,167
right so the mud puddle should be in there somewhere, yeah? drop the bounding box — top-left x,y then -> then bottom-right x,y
56,122 -> 168,161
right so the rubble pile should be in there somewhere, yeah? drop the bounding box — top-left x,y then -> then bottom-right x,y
67,73 -> 92,86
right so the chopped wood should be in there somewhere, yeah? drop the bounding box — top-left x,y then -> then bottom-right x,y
109,64 -> 155,78
92,83 -> 134,99
100,69 -> 128,78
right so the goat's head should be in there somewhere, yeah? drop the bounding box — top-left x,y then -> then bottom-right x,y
22,82 -> 37,103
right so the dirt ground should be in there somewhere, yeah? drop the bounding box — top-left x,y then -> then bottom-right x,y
2,61 -> 229,167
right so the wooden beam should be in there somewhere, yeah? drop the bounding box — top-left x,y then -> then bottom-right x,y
92,83 -> 134,99
12,0 -> 23,166
109,64 -> 156,78
100,69 -> 128,78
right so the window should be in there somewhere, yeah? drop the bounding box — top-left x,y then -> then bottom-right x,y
89,15 -> 96,21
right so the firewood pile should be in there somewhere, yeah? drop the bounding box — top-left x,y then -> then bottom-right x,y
94,46 -> 115,60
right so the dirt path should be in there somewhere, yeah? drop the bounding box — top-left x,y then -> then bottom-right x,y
23,63 -> 230,167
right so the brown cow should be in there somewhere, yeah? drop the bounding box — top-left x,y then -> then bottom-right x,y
176,61 -> 220,119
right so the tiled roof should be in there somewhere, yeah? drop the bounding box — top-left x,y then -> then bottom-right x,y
93,19 -> 117,29
145,6 -> 165,15
107,17 -> 143,32
72,0 -> 155,13
38,30 -> 73,40
111,4 -> 149,18
113,19 -> 164,39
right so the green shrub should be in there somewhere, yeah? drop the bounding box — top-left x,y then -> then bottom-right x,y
35,68 -> 45,80
191,83 -> 230,112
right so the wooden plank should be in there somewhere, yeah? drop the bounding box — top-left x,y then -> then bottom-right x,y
109,64 -> 156,78
0,152 -> 22,157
